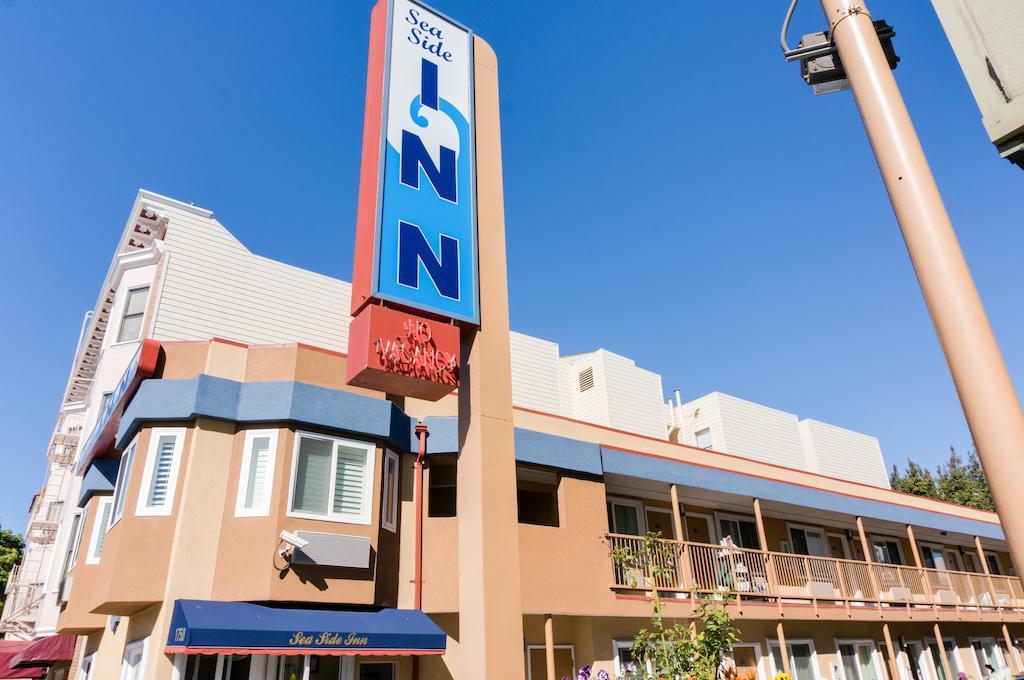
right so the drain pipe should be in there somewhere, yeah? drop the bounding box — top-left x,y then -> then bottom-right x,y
412,421 -> 429,680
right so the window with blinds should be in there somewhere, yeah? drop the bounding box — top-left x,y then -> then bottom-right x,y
136,428 -> 185,517
87,497 -> 114,564
111,442 -> 136,526
236,430 -> 278,517
289,434 -> 376,525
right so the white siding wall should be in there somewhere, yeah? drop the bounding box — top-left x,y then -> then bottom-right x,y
509,332 -> 561,413
601,351 -> 667,438
562,354 -> 610,427
674,393 -> 725,450
798,419 -> 889,487
152,204 -> 351,352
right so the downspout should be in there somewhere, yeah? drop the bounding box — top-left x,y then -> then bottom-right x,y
412,421 -> 429,680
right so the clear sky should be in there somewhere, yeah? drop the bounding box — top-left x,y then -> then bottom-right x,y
1,1 -> 1021,529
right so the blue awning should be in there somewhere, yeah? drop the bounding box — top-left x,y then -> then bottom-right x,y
165,600 -> 446,656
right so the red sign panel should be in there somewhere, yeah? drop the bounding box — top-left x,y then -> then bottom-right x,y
346,305 -> 459,401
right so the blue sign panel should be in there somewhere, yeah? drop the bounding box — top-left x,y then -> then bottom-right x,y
373,0 -> 478,324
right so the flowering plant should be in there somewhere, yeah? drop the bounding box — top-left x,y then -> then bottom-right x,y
774,673 -> 793,680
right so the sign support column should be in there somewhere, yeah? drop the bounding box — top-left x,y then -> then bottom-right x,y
456,35 -> 526,679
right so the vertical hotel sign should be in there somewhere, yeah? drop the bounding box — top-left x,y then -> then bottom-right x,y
347,0 -> 475,400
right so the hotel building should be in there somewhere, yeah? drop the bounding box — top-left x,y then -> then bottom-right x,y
0,189 -> 1021,680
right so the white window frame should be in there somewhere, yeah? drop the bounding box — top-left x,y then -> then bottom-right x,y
120,637 -> 148,680
869,534 -> 906,565
694,427 -> 713,449
78,652 -> 96,680
525,644 -> 576,680
287,431 -> 377,526
66,509 -> 87,569
113,285 -> 151,346
766,637 -> 820,680
714,511 -> 760,550
613,639 -> 652,678
729,642 -> 765,680
235,429 -> 279,518
787,522 -> 830,557
135,428 -> 186,517
110,438 -> 138,527
834,639 -> 885,680
969,637 -> 1008,679
923,635 -> 965,680
381,449 -> 400,533
607,497 -> 647,535
85,497 -> 115,565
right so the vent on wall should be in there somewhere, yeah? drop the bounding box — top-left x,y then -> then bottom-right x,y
578,367 -> 594,393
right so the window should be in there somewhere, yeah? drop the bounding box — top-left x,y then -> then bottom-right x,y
78,653 -> 95,680
98,392 -> 114,419
136,428 -> 186,516
359,662 -> 397,680
971,638 -> 1006,679
58,510 -> 85,599
769,640 -> 817,680
110,441 -> 137,526
695,428 -> 713,449
920,544 -> 948,571
837,642 -> 880,680
926,638 -> 962,680
46,500 -> 64,522
985,553 -> 1003,576
288,433 -> 376,525
516,466 -> 559,527
121,638 -> 147,680
607,498 -> 645,536
116,286 -> 149,343
235,430 -> 278,517
718,513 -> 760,550
85,497 -> 114,564
381,450 -> 400,532
428,459 -> 457,517
871,537 -> 904,565
789,525 -> 828,557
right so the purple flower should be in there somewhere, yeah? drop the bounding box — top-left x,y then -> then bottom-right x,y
578,666 -> 592,680
596,670 -> 610,680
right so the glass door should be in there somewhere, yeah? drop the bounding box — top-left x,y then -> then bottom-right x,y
608,499 -> 646,536
839,643 -> 880,680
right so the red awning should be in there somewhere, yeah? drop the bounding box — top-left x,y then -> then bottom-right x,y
9,635 -> 75,668
0,642 -> 46,679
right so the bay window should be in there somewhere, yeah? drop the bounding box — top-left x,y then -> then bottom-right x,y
288,433 -> 376,525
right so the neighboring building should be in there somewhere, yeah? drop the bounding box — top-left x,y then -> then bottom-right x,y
670,392 -> 890,488
2,190 -> 1023,680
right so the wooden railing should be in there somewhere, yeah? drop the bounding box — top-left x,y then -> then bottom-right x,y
607,534 -> 1024,614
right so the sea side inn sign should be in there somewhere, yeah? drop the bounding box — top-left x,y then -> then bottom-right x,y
347,0 -> 476,400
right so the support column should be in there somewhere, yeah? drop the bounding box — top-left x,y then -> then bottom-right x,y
858,517 -> 883,603
975,535 -> 1000,606
907,526 -> 923,568
933,623 -> 953,680
883,623 -> 901,680
545,615 -> 556,680
752,498 -> 769,551
1002,624 -> 1021,673
670,485 -> 684,541
776,621 -> 792,677
456,35 -> 526,680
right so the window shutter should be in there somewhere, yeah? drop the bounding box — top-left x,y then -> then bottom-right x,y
293,437 -> 332,514
244,436 -> 272,509
94,501 -> 113,558
333,445 -> 368,518
147,435 -> 178,507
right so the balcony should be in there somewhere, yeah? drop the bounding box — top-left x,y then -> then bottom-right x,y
27,520 -> 59,545
607,534 -> 1024,616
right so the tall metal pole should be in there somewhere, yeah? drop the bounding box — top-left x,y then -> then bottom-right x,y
815,0 -> 1024,575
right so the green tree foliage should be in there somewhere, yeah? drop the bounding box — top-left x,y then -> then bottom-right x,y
0,527 -> 25,608
609,532 -> 741,680
890,448 -> 994,511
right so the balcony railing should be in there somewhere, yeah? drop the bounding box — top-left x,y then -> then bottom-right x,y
607,534 -> 1024,614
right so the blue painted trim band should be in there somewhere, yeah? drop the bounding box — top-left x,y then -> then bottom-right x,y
600,447 -> 1005,540
77,459 -> 119,508
115,376 -> 460,457
513,428 -> 603,476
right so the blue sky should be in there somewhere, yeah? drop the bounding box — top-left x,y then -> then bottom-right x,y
1,1 -> 1021,529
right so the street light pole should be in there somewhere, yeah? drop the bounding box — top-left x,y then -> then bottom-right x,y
815,0 -> 1024,572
